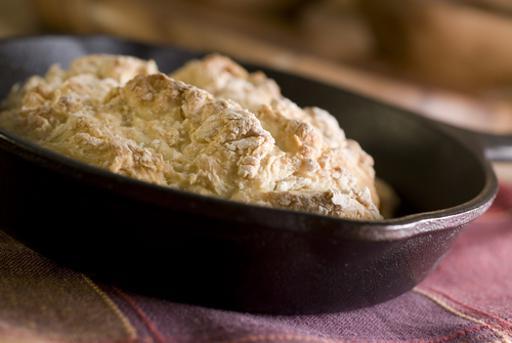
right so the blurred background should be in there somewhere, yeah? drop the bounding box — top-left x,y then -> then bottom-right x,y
2,0 -> 512,175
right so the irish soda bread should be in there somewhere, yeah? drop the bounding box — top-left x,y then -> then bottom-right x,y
0,54 -> 382,220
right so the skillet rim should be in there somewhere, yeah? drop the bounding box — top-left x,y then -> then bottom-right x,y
0,34 -> 498,240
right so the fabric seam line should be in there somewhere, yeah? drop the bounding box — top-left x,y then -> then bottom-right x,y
413,287 -> 511,342
81,274 -> 138,341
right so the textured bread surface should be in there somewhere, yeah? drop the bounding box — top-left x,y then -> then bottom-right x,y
0,54 -> 382,220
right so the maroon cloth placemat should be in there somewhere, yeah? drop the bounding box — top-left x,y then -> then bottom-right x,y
1,187 -> 512,342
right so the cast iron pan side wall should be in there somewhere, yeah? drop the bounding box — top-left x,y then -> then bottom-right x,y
0,142 -> 462,313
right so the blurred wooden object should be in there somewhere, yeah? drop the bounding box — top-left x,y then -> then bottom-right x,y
194,0 -> 301,12
362,0 -> 512,92
299,0 -> 374,62
33,0 -> 303,54
463,0 -> 512,13
0,0 -> 39,37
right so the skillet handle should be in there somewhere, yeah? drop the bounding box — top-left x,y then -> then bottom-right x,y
439,123 -> 512,162
478,132 -> 512,162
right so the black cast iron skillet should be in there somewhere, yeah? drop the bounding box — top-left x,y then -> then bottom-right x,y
0,35 -> 509,314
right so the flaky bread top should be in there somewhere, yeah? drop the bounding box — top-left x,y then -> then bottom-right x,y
0,54 -> 381,220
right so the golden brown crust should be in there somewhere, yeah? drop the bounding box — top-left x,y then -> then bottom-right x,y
0,54 -> 382,220
172,54 -> 381,217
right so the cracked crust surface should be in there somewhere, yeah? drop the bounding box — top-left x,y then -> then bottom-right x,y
172,54 -> 381,218
0,54 -> 382,220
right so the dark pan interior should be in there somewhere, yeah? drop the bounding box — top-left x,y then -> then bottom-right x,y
0,35 -> 487,217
